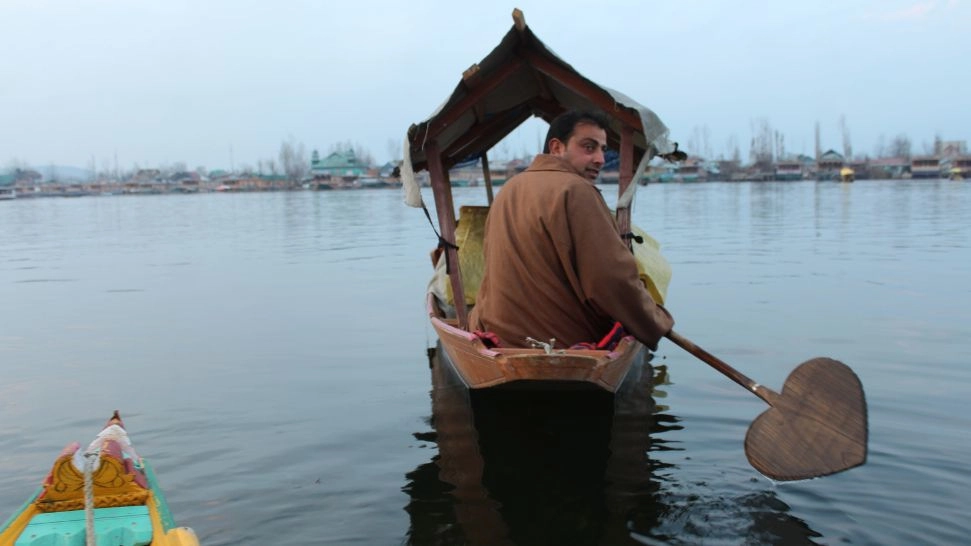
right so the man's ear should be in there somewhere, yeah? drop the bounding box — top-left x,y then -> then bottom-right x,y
548,138 -> 566,155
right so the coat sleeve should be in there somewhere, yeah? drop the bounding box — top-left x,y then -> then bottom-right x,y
566,186 -> 674,350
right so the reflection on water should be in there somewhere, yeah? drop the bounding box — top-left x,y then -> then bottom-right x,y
404,348 -> 824,545
3,183 -> 969,544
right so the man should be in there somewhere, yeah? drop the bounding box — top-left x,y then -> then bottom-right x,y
468,110 -> 674,350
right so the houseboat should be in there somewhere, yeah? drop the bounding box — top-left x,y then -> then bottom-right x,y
816,150 -> 844,181
941,156 -> 970,180
676,160 -> 703,182
775,160 -> 803,181
910,156 -> 941,179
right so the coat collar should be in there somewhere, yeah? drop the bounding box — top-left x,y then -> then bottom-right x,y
527,154 -> 588,179
526,154 -> 599,190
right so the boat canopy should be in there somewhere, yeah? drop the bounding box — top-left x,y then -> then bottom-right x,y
401,8 -> 678,328
402,9 -> 676,208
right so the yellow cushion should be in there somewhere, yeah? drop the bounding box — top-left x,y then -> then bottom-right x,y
445,206 -> 490,307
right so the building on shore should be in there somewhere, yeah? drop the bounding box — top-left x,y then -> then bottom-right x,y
910,156 -> 941,179
865,158 -> 908,179
816,150 -> 845,181
309,149 -> 370,189
775,158 -> 805,181
847,159 -> 870,180
0,174 -> 16,199
941,155 -> 971,179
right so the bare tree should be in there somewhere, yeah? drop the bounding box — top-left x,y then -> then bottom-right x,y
888,134 -> 911,159
6,157 -> 29,174
686,125 -> 712,159
100,157 -> 114,181
724,135 -> 741,163
749,118 -> 774,167
839,115 -> 853,160
357,147 -> 375,167
873,134 -> 886,158
687,127 -> 700,159
280,137 -> 308,183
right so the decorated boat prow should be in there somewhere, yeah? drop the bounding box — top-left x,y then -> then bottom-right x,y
0,411 -> 198,546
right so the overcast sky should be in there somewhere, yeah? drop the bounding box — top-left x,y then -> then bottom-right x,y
1,0 -> 968,171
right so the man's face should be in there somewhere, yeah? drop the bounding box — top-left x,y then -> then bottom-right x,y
549,122 -> 607,181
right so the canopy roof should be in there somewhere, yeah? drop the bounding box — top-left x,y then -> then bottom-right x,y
404,9 -> 675,176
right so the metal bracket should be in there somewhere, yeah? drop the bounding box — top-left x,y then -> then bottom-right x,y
525,337 -> 558,354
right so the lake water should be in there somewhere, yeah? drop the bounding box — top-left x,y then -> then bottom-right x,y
1,179 -> 969,545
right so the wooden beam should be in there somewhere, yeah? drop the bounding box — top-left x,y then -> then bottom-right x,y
525,52 -> 555,103
426,59 -> 526,143
440,106 -> 532,167
426,141 -> 469,328
512,8 -> 526,31
462,63 -> 481,82
526,96 -> 564,122
522,51 -> 643,131
616,125 -> 634,243
481,151 -> 495,205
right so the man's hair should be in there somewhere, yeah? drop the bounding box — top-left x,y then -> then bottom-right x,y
543,110 -> 610,153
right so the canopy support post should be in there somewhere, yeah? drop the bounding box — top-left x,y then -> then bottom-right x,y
617,125 -> 635,247
481,151 -> 495,205
426,141 -> 469,328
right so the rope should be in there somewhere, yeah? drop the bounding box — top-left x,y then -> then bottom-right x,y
421,202 -> 459,273
76,424 -> 138,546
83,449 -> 99,546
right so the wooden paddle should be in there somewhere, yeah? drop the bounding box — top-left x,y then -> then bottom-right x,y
665,330 -> 868,481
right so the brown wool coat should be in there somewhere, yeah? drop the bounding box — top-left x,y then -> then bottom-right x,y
468,154 -> 674,350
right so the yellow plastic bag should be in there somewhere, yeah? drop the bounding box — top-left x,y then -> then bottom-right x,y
630,224 -> 671,305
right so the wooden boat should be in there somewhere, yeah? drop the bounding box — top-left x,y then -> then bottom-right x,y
401,9 -> 681,392
403,345 -> 659,543
0,411 -> 198,546
840,166 -> 855,182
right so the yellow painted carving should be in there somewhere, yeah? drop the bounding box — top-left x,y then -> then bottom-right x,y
35,453 -> 149,512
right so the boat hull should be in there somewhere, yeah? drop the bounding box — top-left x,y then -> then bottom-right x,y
0,413 -> 198,546
429,295 -> 647,392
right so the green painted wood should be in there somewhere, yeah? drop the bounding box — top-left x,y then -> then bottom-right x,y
142,460 -> 177,532
15,506 -> 152,546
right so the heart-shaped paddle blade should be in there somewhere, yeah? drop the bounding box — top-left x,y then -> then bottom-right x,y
744,357 -> 868,481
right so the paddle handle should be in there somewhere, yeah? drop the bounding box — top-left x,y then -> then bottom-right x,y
665,330 -> 780,406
